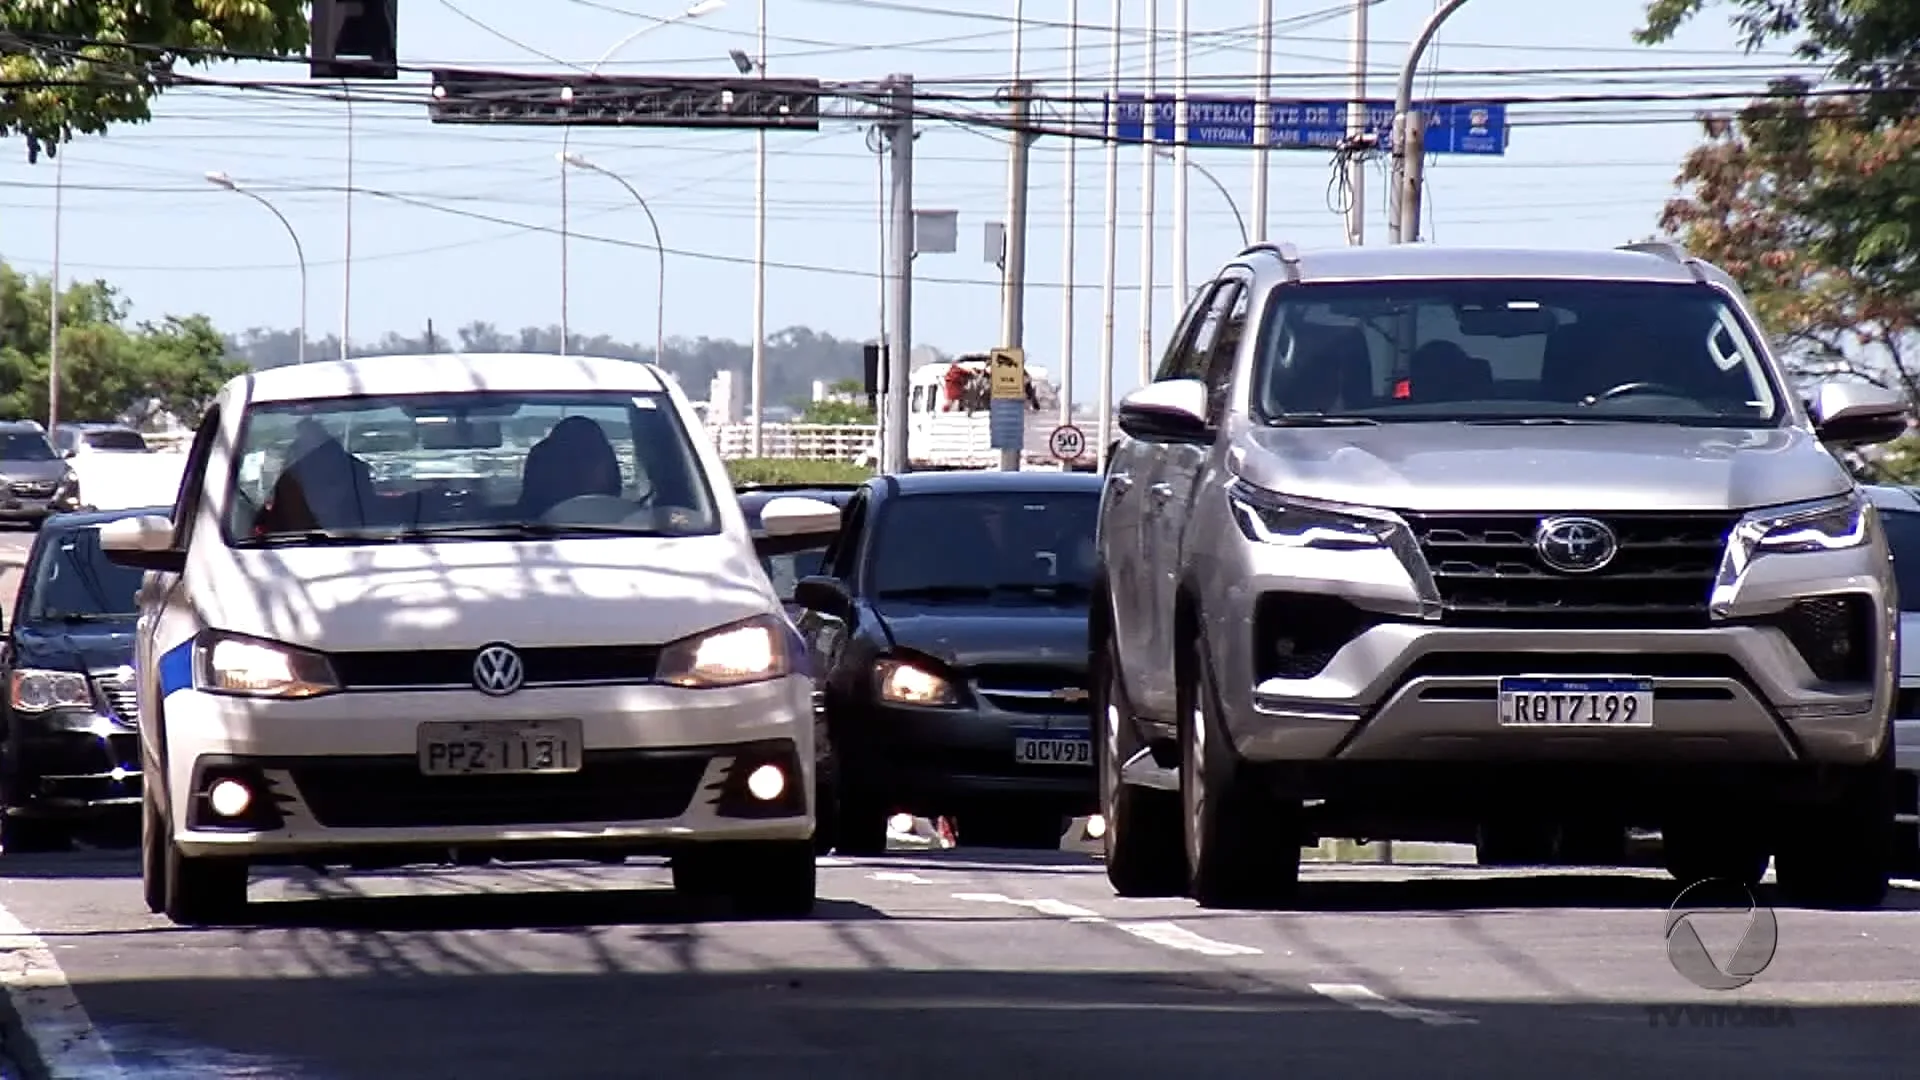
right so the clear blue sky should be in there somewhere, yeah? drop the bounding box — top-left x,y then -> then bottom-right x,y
0,0 -> 1796,403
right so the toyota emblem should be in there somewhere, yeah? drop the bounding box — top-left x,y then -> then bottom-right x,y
1534,516 -> 1618,574
472,644 -> 526,696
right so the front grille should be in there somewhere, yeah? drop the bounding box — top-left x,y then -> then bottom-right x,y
969,664 -> 1090,715
9,481 -> 54,497
1396,510 -> 1737,628
328,644 -> 662,690
287,749 -> 710,828
91,671 -> 138,725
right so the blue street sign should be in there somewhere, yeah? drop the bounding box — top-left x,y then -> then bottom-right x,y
1106,96 -> 1507,155
988,399 -> 1025,451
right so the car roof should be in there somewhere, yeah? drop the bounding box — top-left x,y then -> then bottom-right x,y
1862,484 -> 1920,513
871,470 -> 1106,497
0,420 -> 45,431
41,505 -> 172,531
239,353 -> 671,405
1238,244 -> 1707,285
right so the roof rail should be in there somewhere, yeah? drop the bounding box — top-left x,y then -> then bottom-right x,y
1240,240 -> 1303,282
1618,240 -> 1708,283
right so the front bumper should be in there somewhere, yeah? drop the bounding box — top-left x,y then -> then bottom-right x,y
836,699 -> 1096,815
0,494 -> 56,521
158,675 -> 816,860
1193,491 -> 1895,768
3,707 -> 142,817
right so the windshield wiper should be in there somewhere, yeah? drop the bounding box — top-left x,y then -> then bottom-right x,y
875,585 -> 995,601
1460,417 -> 1604,426
1268,414 -> 1381,427
234,529 -> 385,547
988,582 -> 1094,599
41,612 -> 129,624
390,522 -> 667,539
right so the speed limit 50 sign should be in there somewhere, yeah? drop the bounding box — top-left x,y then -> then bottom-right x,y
1049,424 -> 1087,462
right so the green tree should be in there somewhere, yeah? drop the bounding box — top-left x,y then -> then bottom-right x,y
0,1 -> 310,161
0,262 -> 245,425
798,378 -> 875,425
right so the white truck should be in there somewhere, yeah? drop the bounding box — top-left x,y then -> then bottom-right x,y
900,356 -> 1090,471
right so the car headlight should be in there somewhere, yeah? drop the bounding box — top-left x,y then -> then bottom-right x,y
1752,493 -> 1868,553
1226,479 -> 1397,550
874,657 -> 957,706
9,668 -> 93,712
193,630 -> 340,699
657,614 -> 791,689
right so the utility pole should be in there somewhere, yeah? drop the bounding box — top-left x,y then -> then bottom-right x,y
47,153 -> 62,434
1345,0 -> 1368,246
1172,0 -> 1191,305
1252,0 -> 1273,241
342,81 -> 354,360
999,64 -> 1034,474
882,75 -> 915,474
1136,0 -> 1159,385
1058,0 -> 1078,432
425,319 -> 437,353
1096,0 -> 1123,473
749,0 -> 769,456
1391,0 -> 1469,243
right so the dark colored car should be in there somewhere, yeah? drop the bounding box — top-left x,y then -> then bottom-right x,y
736,483 -> 858,618
792,470 -> 1103,854
0,507 -> 163,851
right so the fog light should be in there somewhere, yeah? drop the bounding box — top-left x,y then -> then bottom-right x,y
207,778 -> 252,818
889,813 -> 914,834
1086,814 -> 1107,839
745,763 -> 786,801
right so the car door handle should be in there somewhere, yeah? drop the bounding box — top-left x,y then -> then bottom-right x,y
1149,482 -> 1174,500
1109,473 -> 1133,493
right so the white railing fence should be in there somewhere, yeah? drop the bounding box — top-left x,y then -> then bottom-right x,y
707,422 -> 878,461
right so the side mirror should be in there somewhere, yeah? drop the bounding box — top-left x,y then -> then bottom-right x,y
1811,381 -> 1910,448
98,514 -> 184,574
793,575 -> 853,621
758,496 -> 843,539
1116,378 -> 1212,444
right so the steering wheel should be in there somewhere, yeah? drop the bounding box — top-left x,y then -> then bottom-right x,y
1578,381 -> 1691,407
541,494 -> 635,524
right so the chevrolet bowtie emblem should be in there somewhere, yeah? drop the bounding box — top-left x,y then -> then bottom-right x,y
1052,688 -> 1090,703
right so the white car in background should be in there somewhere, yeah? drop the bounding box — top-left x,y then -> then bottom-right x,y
102,353 -> 843,925
1864,484 -> 1920,872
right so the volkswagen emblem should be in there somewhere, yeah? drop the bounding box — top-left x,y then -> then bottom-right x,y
472,644 -> 525,696
1534,516 -> 1618,574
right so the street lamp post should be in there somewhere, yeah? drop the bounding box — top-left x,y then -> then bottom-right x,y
561,153 -> 668,371
207,171 -> 308,365
1155,149 -> 1248,247
1390,0 -> 1470,244
560,0 -> 727,354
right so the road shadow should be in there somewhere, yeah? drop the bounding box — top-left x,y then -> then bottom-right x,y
1282,869 -> 1920,914
37,968 -> 1920,1080
236,883 -> 887,932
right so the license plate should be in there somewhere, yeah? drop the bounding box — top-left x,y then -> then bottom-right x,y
1013,729 -> 1092,766
1497,677 -> 1654,727
417,719 -> 583,776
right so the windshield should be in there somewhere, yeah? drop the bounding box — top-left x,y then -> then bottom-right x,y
0,432 -> 56,462
224,390 -> 721,546
1253,279 -> 1782,426
24,525 -> 146,622
81,429 -> 149,452
868,491 -> 1099,601
1883,508 -> 1920,612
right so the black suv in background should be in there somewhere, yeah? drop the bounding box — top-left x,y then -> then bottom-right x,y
792,471 -> 1103,854
0,507 -> 163,851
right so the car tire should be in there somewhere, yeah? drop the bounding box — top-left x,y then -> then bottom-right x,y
1775,754 -> 1894,910
1094,631 -> 1185,897
0,814 -> 71,855
141,786 -> 167,915
832,784 -> 890,857
161,840 -> 249,927
1180,635 -> 1301,910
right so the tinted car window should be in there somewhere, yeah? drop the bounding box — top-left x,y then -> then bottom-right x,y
0,432 -> 56,462
81,429 -> 149,452
25,526 -> 146,621
867,491 -> 1099,599
1253,279 -> 1780,426
762,546 -> 830,602
224,390 -> 720,546
1882,508 -> 1920,612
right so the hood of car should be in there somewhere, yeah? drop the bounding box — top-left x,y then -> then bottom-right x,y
874,604 -> 1088,673
1231,422 -> 1849,513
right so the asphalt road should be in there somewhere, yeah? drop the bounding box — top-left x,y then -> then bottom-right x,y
0,845 -> 1915,1080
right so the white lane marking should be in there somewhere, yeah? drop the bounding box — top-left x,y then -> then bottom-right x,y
1117,921 -> 1264,957
1310,982 -> 1477,1026
0,898 -> 126,1077
951,892 -> 1102,918
869,871 -> 935,885
1891,878 -> 1920,891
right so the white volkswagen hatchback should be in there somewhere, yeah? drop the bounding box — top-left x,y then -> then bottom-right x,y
102,353 -> 842,925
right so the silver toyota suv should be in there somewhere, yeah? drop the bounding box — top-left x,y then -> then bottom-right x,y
1092,242 -> 1911,910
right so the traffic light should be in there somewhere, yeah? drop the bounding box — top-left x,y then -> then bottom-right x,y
311,0 -> 399,80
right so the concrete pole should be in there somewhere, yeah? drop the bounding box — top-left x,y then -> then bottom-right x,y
1059,0 -> 1079,433
1391,0 -> 1469,243
47,153 -> 62,433
1096,0 -> 1123,473
1136,0 -> 1159,386
1172,0 -> 1190,304
750,0 -> 769,454
883,76 -> 916,474
999,77 -> 1034,473
1345,0 -> 1368,246
1251,0 -> 1272,241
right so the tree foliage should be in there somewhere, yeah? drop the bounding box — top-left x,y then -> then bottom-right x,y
0,1 -> 309,161
0,262 -> 246,425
